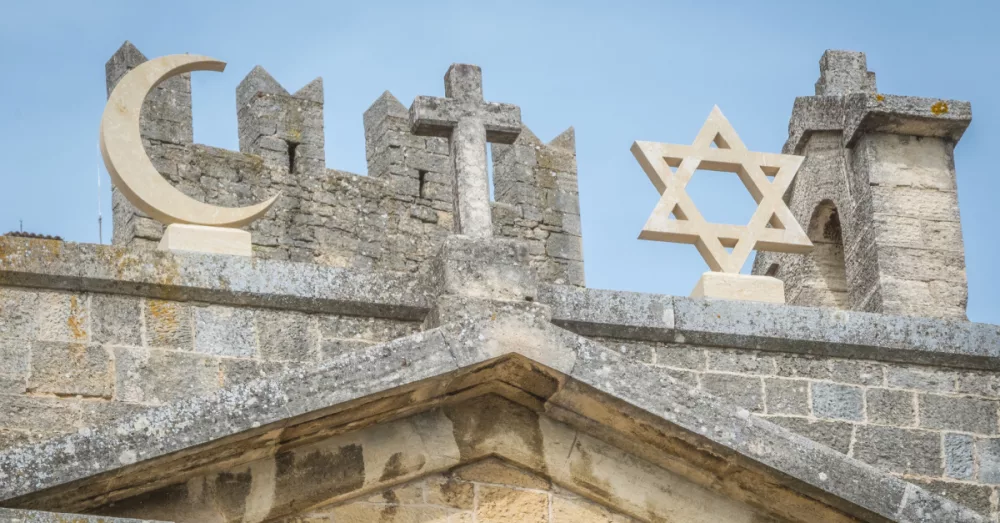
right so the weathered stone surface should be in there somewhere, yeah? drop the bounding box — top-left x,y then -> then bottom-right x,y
476,485 -> 547,522
114,347 -> 220,404
907,478 -> 992,517
143,299 -> 193,350
193,305 -> 256,357
919,394 -> 998,434
866,388 -> 915,426
896,483 -> 988,523
255,310 -> 318,361
811,382 -> 864,421
765,417 -> 854,454
844,93 -> 972,146
651,343 -> 705,370
27,342 -> 112,398
944,433 -> 975,480
699,373 -> 763,412
541,284 -> 673,341
91,293 -> 141,346
707,350 -> 775,375
853,426 -> 942,476
452,458 -> 549,490
0,508 -> 165,522
975,438 -> 1000,484
673,297 -> 992,371
887,365 -> 959,392
763,378 -> 810,416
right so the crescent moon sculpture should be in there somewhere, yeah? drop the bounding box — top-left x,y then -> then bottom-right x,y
100,54 -> 278,228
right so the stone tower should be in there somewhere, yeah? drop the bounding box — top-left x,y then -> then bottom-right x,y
753,50 -> 971,320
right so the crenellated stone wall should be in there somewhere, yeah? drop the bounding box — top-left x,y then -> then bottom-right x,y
107,42 -> 585,285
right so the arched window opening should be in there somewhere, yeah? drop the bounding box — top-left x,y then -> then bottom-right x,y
806,200 -> 849,308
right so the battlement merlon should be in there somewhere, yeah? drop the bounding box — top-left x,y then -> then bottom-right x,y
106,41 -> 193,146
236,66 -> 325,177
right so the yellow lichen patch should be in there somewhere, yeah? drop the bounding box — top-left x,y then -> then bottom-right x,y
931,101 -> 949,115
875,94 -> 885,102
0,237 -> 63,268
148,299 -> 179,331
98,244 -> 143,280
67,295 -> 87,341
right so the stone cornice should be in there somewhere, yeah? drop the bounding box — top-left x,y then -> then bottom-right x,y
541,284 -> 1000,371
0,237 -> 432,321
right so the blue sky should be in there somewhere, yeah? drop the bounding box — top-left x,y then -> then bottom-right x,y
1,0 -> 997,323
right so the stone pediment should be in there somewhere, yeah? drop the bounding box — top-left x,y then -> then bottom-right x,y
0,313 -> 985,522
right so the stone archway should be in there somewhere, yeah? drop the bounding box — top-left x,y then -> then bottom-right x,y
805,200 -> 849,308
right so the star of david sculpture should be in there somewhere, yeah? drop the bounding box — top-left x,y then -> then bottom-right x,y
632,106 -> 813,303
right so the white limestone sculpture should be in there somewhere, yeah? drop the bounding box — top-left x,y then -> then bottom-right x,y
633,106 -> 812,303
100,54 -> 279,256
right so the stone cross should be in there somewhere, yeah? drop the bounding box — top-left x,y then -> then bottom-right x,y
410,64 -> 522,238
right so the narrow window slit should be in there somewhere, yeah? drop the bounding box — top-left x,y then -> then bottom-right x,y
418,170 -> 428,199
286,140 -> 299,173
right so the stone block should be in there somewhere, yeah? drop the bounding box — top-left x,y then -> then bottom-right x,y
811,382 -> 863,421
91,293 -> 142,346
545,232 -> 583,261
853,426 -> 941,476
765,417 -> 853,454
775,354 -> 883,386
430,236 -> 537,302
256,309 -> 319,361
764,378 -> 810,416
919,394 -> 998,434
0,288 -> 40,340
426,476 -> 474,509
143,299 -> 193,350
28,342 -> 112,398
194,305 -> 256,358
944,433 -> 975,480
0,395 -> 79,433
476,484 -> 548,523
866,388 -> 915,426
540,285 -> 673,341
652,343 -> 705,370
700,373 -> 763,412
0,376 -> 26,394
0,341 -> 29,381
976,438 -> 1000,484
886,365 -> 958,393
114,347 -> 220,404
34,292 -> 89,343
706,349 -> 775,375
957,371 -> 1000,398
